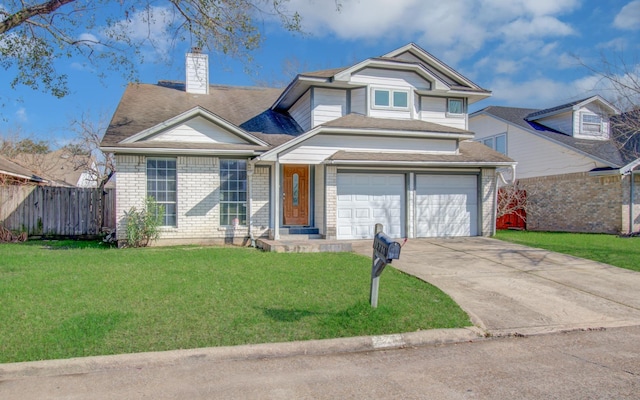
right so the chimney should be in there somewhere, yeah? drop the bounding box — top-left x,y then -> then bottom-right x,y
185,47 -> 209,94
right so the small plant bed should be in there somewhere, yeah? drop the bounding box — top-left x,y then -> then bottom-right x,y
0,242 -> 470,363
495,230 -> 640,272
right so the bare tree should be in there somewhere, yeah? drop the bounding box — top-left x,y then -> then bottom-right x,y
1,1 -> 305,98
67,111 -> 115,229
579,52 -> 640,162
496,180 -> 528,222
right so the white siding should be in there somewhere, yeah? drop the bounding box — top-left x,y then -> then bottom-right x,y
470,114 -> 610,179
185,53 -> 209,95
420,96 -> 467,130
535,111 -> 573,135
315,165 -> 325,235
289,90 -> 311,131
574,104 -> 610,140
279,134 -> 458,164
370,108 -> 412,119
350,88 -> 366,115
147,116 -> 248,144
351,67 -> 431,90
312,88 -> 347,127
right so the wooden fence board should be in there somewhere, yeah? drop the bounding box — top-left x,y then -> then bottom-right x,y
0,185 -> 116,237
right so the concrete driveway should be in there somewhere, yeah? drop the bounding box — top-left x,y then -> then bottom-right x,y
352,237 -> 640,336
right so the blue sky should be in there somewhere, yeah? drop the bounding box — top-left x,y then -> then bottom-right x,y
1,0 -> 639,146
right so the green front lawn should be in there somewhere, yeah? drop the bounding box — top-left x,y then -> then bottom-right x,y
495,230 -> 640,272
0,241 -> 470,363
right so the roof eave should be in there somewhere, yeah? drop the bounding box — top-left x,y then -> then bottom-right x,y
101,146 -> 265,156
324,159 -> 516,167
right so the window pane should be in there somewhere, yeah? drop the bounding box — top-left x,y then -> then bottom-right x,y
582,114 -> 601,124
495,135 -> 507,154
374,90 -> 390,107
483,138 -> 494,149
293,173 -> 299,206
146,158 -> 177,227
448,99 -> 463,114
393,91 -> 408,108
219,159 -> 247,225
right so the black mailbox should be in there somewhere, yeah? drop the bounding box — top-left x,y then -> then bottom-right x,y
373,232 -> 401,263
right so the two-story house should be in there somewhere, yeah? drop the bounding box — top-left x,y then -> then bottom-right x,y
470,96 -> 640,234
101,43 -> 514,246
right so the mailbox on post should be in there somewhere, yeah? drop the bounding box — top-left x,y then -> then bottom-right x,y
370,224 -> 403,308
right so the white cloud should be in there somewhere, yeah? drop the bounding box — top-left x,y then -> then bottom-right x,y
287,0 -> 578,64
614,1 -> 640,30
102,6 -> 177,60
15,107 -> 28,123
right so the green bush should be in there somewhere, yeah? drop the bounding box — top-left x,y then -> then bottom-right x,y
123,197 -> 164,247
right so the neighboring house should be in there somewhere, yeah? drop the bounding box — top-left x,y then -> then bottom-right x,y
101,43 -> 514,246
11,149 -> 98,188
0,154 -> 46,185
470,96 -> 640,234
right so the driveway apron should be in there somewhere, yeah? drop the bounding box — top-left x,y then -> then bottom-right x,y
352,237 -> 640,336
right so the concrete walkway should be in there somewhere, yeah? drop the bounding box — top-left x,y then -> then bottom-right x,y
353,237 -> 640,336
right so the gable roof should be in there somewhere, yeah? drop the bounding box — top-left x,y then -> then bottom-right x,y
101,82 -> 303,150
272,43 -> 491,111
525,95 -> 620,121
474,106 -> 625,167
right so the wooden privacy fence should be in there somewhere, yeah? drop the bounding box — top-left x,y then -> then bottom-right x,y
0,186 -> 116,237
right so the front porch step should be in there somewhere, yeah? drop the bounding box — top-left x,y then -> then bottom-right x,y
256,238 -> 352,253
280,227 -> 320,235
279,234 -> 324,240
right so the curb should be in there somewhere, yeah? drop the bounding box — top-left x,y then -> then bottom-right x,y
0,327 -> 483,379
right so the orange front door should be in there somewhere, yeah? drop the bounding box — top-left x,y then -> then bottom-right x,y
283,165 -> 309,226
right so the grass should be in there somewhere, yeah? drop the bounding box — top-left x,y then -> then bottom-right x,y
495,230 -> 640,272
0,240 -> 470,363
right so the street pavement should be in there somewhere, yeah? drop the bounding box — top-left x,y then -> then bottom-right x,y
2,237 -> 640,399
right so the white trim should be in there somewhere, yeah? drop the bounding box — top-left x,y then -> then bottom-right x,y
119,106 -> 269,147
255,125 -> 474,162
621,158 -> 640,175
324,160 -> 515,167
101,147 -> 263,156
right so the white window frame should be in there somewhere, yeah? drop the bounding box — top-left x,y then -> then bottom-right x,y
146,157 -> 177,227
219,159 -> 247,226
480,133 -> 507,155
371,88 -> 410,110
447,98 -> 465,117
581,113 -> 603,135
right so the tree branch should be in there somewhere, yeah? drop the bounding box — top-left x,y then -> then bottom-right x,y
0,0 -> 76,34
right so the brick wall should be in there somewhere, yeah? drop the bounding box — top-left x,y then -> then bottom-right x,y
519,172 -> 623,234
481,168 -> 496,236
116,155 -> 270,245
324,165 -> 337,239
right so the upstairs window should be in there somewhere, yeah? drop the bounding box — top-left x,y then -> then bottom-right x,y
581,113 -> 603,135
481,133 -> 507,155
447,98 -> 465,115
372,88 -> 409,110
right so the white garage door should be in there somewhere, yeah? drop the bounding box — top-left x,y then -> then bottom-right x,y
416,174 -> 478,237
337,173 -> 405,240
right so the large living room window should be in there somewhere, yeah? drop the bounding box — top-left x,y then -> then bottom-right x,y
220,159 -> 247,226
147,158 -> 177,226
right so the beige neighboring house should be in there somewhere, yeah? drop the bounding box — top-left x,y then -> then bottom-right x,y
470,96 -> 640,234
12,149 -> 98,188
0,154 -> 46,185
101,43 -> 515,246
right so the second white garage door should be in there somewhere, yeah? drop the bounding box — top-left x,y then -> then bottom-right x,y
416,174 -> 478,237
336,173 -> 405,239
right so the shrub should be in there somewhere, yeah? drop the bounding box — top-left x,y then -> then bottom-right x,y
123,197 -> 164,247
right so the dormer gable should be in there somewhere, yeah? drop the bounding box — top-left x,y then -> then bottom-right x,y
271,43 -> 491,113
119,106 -> 269,147
525,96 -> 620,140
